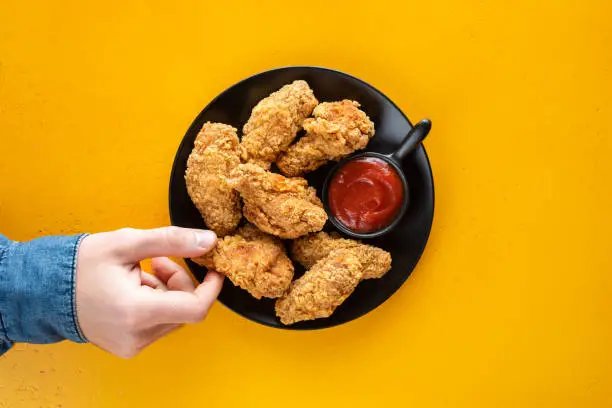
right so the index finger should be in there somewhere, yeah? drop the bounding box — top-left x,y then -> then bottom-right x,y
140,271 -> 224,324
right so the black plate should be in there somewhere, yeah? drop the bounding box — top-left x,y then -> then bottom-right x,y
169,66 -> 434,330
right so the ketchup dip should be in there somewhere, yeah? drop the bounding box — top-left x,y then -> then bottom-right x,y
328,157 -> 404,233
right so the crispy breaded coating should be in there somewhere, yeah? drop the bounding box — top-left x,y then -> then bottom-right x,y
276,100 -> 375,176
192,224 -> 293,299
241,80 -> 318,169
291,232 -> 392,279
185,122 -> 242,236
228,163 -> 327,239
275,249 -> 363,325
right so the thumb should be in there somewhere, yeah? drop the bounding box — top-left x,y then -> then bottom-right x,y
112,227 -> 217,262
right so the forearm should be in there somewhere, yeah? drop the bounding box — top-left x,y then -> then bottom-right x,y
0,234 -> 88,356
0,235 -> 11,354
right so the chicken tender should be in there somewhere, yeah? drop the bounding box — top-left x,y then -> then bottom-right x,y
241,80 -> 318,169
185,122 -> 242,236
275,249 -> 363,325
228,163 -> 327,239
192,224 -> 293,299
276,100 -> 375,176
291,232 -> 392,279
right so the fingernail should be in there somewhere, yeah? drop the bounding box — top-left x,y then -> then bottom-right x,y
195,230 -> 217,250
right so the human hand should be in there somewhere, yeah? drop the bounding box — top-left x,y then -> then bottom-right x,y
75,227 -> 223,358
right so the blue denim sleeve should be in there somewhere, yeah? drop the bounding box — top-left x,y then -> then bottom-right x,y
0,233 -> 88,356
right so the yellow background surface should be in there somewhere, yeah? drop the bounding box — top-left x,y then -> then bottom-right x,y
1,0 -> 611,407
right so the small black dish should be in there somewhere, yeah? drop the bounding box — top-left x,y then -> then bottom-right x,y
169,66 -> 435,330
322,119 -> 432,239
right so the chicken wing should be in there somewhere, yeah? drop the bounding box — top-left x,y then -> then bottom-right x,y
192,224 -> 293,299
291,231 -> 392,279
185,122 -> 242,236
276,100 -> 375,177
275,248 -> 363,325
228,163 -> 327,239
241,80 -> 318,169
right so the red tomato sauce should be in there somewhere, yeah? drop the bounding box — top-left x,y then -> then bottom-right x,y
328,157 -> 404,233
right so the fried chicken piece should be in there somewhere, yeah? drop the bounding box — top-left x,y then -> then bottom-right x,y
275,249 -> 363,325
192,224 -> 293,299
291,232 -> 392,279
185,122 -> 242,236
228,163 -> 327,239
276,100 -> 375,176
241,80 -> 318,169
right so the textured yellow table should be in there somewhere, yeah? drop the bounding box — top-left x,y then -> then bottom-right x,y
1,1 -> 611,407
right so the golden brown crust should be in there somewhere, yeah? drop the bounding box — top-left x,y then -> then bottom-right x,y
228,163 -> 327,239
192,224 -> 293,299
275,249 -> 363,325
291,232 -> 391,279
240,80 -> 318,168
185,122 -> 242,236
276,100 -> 375,177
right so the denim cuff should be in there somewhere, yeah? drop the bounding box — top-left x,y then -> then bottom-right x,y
0,234 -> 88,346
